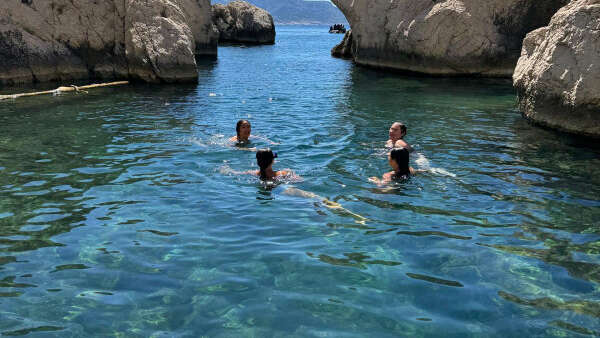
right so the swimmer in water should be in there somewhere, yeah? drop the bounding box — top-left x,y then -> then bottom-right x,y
219,148 -> 297,181
230,119 -> 252,143
254,149 -> 297,181
229,120 -> 279,145
369,148 -> 418,184
386,122 -> 414,152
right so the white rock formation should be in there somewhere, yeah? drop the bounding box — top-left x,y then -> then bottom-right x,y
0,0 -> 218,85
331,0 -> 568,77
514,0 -> 600,137
212,1 -> 275,44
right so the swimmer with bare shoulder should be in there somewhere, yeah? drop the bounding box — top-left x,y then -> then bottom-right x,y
254,149 -> 297,181
221,149 -> 297,180
230,119 -> 252,143
230,120 -> 279,145
386,122 -> 414,152
369,148 -> 419,184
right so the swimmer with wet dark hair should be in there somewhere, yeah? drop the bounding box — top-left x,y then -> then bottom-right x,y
254,149 -> 297,181
370,148 -> 419,184
386,122 -> 414,152
229,120 -> 279,145
230,119 -> 252,143
220,148 -> 297,181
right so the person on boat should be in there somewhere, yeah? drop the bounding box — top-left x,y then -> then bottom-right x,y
369,148 -> 417,184
254,149 -> 296,181
386,122 -> 414,152
229,120 -> 279,145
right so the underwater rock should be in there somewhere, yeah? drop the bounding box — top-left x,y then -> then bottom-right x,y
513,0 -> 600,137
212,1 -> 275,44
331,0 -> 568,77
0,0 -> 218,85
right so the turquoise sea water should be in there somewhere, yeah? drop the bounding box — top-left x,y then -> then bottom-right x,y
1,26 -> 599,337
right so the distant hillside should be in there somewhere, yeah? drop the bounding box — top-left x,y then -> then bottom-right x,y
212,0 -> 348,25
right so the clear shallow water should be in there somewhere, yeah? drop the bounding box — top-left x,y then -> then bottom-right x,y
1,26 -> 599,337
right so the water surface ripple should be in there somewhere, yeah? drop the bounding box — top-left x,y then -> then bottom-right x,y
0,26 -> 599,337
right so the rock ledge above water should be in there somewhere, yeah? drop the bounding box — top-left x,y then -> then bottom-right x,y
0,0 -> 218,86
331,0 -> 568,77
212,1 -> 276,45
513,0 -> 600,138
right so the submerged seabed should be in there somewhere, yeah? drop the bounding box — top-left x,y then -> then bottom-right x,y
0,26 -> 599,337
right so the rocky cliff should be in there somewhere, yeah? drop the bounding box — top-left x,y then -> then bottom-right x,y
331,30 -> 353,59
513,0 -> 600,137
331,0 -> 568,77
212,1 -> 275,44
0,0 -> 218,85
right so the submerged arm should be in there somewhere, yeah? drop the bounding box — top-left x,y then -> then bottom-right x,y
277,169 -> 303,182
410,167 -> 428,174
369,172 -> 394,185
220,165 -> 257,176
251,135 -> 280,145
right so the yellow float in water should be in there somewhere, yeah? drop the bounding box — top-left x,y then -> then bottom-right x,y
0,81 -> 129,101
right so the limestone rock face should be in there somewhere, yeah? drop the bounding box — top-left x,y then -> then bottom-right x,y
331,0 -> 568,76
212,1 -> 275,44
513,0 -> 600,137
0,0 -> 218,85
331,30 -> 353,59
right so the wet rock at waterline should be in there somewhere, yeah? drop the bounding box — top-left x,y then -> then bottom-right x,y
331,30 -> 353,59
125,0 -> 218,83
514,0 -> 600,138
212,1 -> 275,44
331,0 -> 568,77
0,0 -> 218,85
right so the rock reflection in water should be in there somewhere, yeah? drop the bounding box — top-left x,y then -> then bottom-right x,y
499,290 -> 600,318
405,273 -> 464,288
307,252 -> 402,269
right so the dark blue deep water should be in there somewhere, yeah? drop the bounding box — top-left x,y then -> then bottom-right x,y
1,26 -> 599,337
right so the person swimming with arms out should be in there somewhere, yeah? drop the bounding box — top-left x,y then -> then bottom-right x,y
253,150 -> 367,223
229,119 -> 278,145
253,149 -> 298,181
220,148 -> 297,181
220,150 -> 367,224
369,148 -> 421,184
386,122 -> 414,152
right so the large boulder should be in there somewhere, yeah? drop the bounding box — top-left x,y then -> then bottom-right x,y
212,1 -> 275,44
513,0 -> 600,137
0,0 -> 218,86
331,0 -> 568,77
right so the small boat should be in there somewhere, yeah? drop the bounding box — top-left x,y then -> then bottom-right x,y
328,24 -> 347,34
